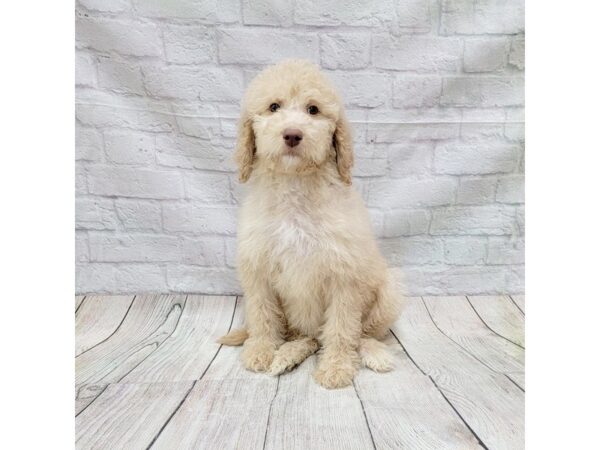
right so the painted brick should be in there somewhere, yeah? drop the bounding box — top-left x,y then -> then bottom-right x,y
381,237 -> 444,265
76,198 -> 118,230
76,232 -> 89,263
76,91 -> 177,132
354,158 -> 388,177
441,77 -> 524,107
327,72 -> 391,108
78,0 -> 130,13
75,52 -> 97,87
368,177 -> 457,208
132,0 -> 240,23
294,0 -> 396,27
76,16 -> 162,57
155,134 -> 232,172
224,237 -> 237,267
76,128 -> 103,162
509,35 -> 525,70
402,265 -> 516,295
76,263 -> 116,293
388,143 -> 434,176
434,142 -> 520,174
368,123 -> 460,143
444,237 -> 487,265
431,206 -> 516,235
75,1 -> 525,296
115,199 -> 162,232
76,165 -> 88,194
456,177 -> 497,205
97,58 -> 144,95
218,29 -> 318,65
243,0 -> 293,26
394,0 -> 431,30
372,35 -> 463,72
183,172 -> 232,203
89,232 -> 181,262
114,264 -> 167,292
393,76 -> 442,108
440,0 -> 524,35
163,25 -> 216,64
88,166 -> 184,199
144,66 -> 244,101
180,236 -> 225,266
104,130 -> 155,165
321,33 -> 370,69
383,209 -> 430,237
464,38 -> 509,72
496,175 -> 524,203
488,236 -> 525,264
167,266 -> 240,294
162,203 -> 237,235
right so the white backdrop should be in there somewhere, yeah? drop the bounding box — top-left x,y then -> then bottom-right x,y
75,0 -> 524,295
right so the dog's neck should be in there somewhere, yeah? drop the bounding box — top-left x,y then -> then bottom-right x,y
249,160 -> 348,205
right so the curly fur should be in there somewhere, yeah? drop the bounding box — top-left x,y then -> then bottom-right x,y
220,60 -> 404,389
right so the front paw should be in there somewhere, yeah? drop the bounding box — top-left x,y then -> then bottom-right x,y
313,357 -> 357,389
241,339 -> 275,372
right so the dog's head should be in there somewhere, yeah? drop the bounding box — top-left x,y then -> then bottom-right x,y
234,59 -> 353,184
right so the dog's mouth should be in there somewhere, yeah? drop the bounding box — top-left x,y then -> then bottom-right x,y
283,147 -> 301,157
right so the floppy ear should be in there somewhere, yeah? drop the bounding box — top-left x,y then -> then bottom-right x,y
333,110 -> 354,185
233,111 -> 255,183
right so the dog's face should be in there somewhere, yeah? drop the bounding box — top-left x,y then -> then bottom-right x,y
234,60 -> 354,184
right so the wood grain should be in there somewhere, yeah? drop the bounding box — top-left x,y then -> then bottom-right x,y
74,295 -> 526,449
122,295 -> 236,383
424,296 -> 524,375
75,295 -> 85,313
76,295 -> 185,387
354,339 -> 483,450
394,297 -> 524,450
151,297 -> 279,450
468,295 -> 525,347
75,295 -> 134,356
265,355 -> 374,450
76,381 -> 193,449
511,295 -> 525,314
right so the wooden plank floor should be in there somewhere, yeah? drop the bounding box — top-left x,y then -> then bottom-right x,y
75,295 -> 525,450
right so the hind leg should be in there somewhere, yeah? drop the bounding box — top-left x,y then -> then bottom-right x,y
363,276 -> 404,339
269,336 -> 319,376
359,337 -> 395,372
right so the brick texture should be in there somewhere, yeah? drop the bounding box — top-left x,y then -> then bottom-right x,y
75,0 -> 524,295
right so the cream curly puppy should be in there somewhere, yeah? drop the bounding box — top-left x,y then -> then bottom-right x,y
219,59 -> 404,389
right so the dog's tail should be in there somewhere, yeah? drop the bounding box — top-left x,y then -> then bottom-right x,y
217,328 -> 249,346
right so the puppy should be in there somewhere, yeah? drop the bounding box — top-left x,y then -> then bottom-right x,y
219,60 -> 404,389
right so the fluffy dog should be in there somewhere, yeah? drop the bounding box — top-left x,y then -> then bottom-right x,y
219,59 -> 404,389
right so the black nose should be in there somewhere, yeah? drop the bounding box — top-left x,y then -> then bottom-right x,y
283,128 -> 303,148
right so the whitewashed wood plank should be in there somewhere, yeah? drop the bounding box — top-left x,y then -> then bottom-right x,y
511,295 -> 525,314
507,372 -> 525,390
75,295 -> 85,312
75,295 -> 135,356
468,295 -> 525,347
354,340 -> 483,450
424,296 -> 524,374
264,355 -> 374,450
394,297 -> 524,450
76,381 -> 193,449
152,298 -> 279,450
121,295 -> 235,383
76,295 -> 185,389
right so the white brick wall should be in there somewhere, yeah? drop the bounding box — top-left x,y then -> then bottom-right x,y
75,0 -> 524,296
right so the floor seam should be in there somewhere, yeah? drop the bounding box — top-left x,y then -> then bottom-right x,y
146,295 -> 239,449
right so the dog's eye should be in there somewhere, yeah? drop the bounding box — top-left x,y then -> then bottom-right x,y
269,103 -> 280,112
307,105 -> 319,115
